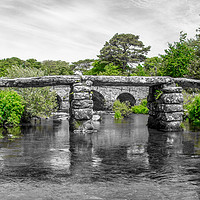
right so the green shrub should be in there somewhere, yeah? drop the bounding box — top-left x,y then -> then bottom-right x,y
6,66 -> 58,121
182,89 -> 200,120
131,99 -> 149,114
188,94 -> 200,125
113,100 -> 132,119
114,110 -> 123,119
0,90 -> 24,126
0,126 -> 22,140
182,90 -> 194,118
20,87 -> 58,120
141,99 -> 148,107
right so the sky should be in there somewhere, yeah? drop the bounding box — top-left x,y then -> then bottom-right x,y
0,0 -> 199,62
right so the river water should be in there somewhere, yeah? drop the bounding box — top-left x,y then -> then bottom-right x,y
0,114 -> 200,199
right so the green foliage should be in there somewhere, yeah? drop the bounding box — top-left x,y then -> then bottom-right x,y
71,59 -> 95,74
0,90 -> 24,126
131,64 -> 148,76
131,99 -> 149,114
0,57 -> 24,77
74,120 -> 82,129
187,94 -> 200,125
98,33 -> 151,73
6,66 -> 57,120
161,32 -> 196,78
143,56 -> 164,76
187,28 -> 200,79
188,27 -> 200,58
84,60 -> 109,75
154,90 -> 163,100
84,60 -> 123,76
99,63 -> 123,76
0,57 -> 74,77
182,89 -> 194,114
0,126 -> 22,140
188,59 -> 200,79
21,87 -> 58,120
23,59 -> 42,69
114,110 -> 123,120
42,60 -> 74,75
113,100 -> 132,119
7,65 -> 44,77
182,89 -> 200,125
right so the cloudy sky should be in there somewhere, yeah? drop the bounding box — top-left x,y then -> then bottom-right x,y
0,0 -> 199,62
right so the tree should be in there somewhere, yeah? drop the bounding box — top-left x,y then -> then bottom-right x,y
71,59 -> 95,74
188,27 -> 200,58
84,60 -> 123,76
98,33 -> 151,73
161,32 -> 196,78
131,64 -> 147,76
99,63 -> 123,76
0,57 -> 24,77
41,60 -> 73,75
143,56 -> 164,76
23,58 -> 42,69
84,60 -> 110,75
188,59 -> 200,79
187,27 -> 200,79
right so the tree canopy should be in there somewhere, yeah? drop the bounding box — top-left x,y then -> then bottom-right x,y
71,59 -> 95,74
42,60 -> 73,75
98,33 -> 151,72
161,32 -> 196,78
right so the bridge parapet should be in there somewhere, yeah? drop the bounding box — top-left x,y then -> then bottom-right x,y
1,75 -> 200,89
82,75 -> 173,86
174,78 -> 200,89
0,75 -> 81,87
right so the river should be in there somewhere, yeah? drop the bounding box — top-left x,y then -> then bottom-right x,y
0,114 -> 200,199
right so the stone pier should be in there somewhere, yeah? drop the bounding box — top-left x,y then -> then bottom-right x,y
69,81 -> 95,133
147,83 -> 184,132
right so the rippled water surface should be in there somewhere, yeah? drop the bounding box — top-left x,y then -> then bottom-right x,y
0,114 -> 200,199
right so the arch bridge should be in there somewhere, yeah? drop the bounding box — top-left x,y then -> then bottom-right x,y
52,84 -> 149,111
0,75 -> 199,132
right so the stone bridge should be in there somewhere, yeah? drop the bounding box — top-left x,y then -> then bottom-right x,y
52,84 -> 149,111
0,75 -> 200,132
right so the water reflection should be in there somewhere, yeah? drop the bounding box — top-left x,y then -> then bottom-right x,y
147,130 -> 183,170
0,113 -> 200,195
0,118 -> 71,180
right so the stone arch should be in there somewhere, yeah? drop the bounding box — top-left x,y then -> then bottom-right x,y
116,93 -> 136,107
92,90 -> 106,111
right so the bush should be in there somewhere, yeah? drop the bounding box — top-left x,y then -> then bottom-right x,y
113,100 -> 132,119
187,94 -> 200,125
131,99 -> 149,114
114,110 -> 123,120
6,66 -> 58,121
0,90 -> 24,126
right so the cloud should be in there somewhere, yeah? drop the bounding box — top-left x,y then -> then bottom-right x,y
0,0 -> 199,61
